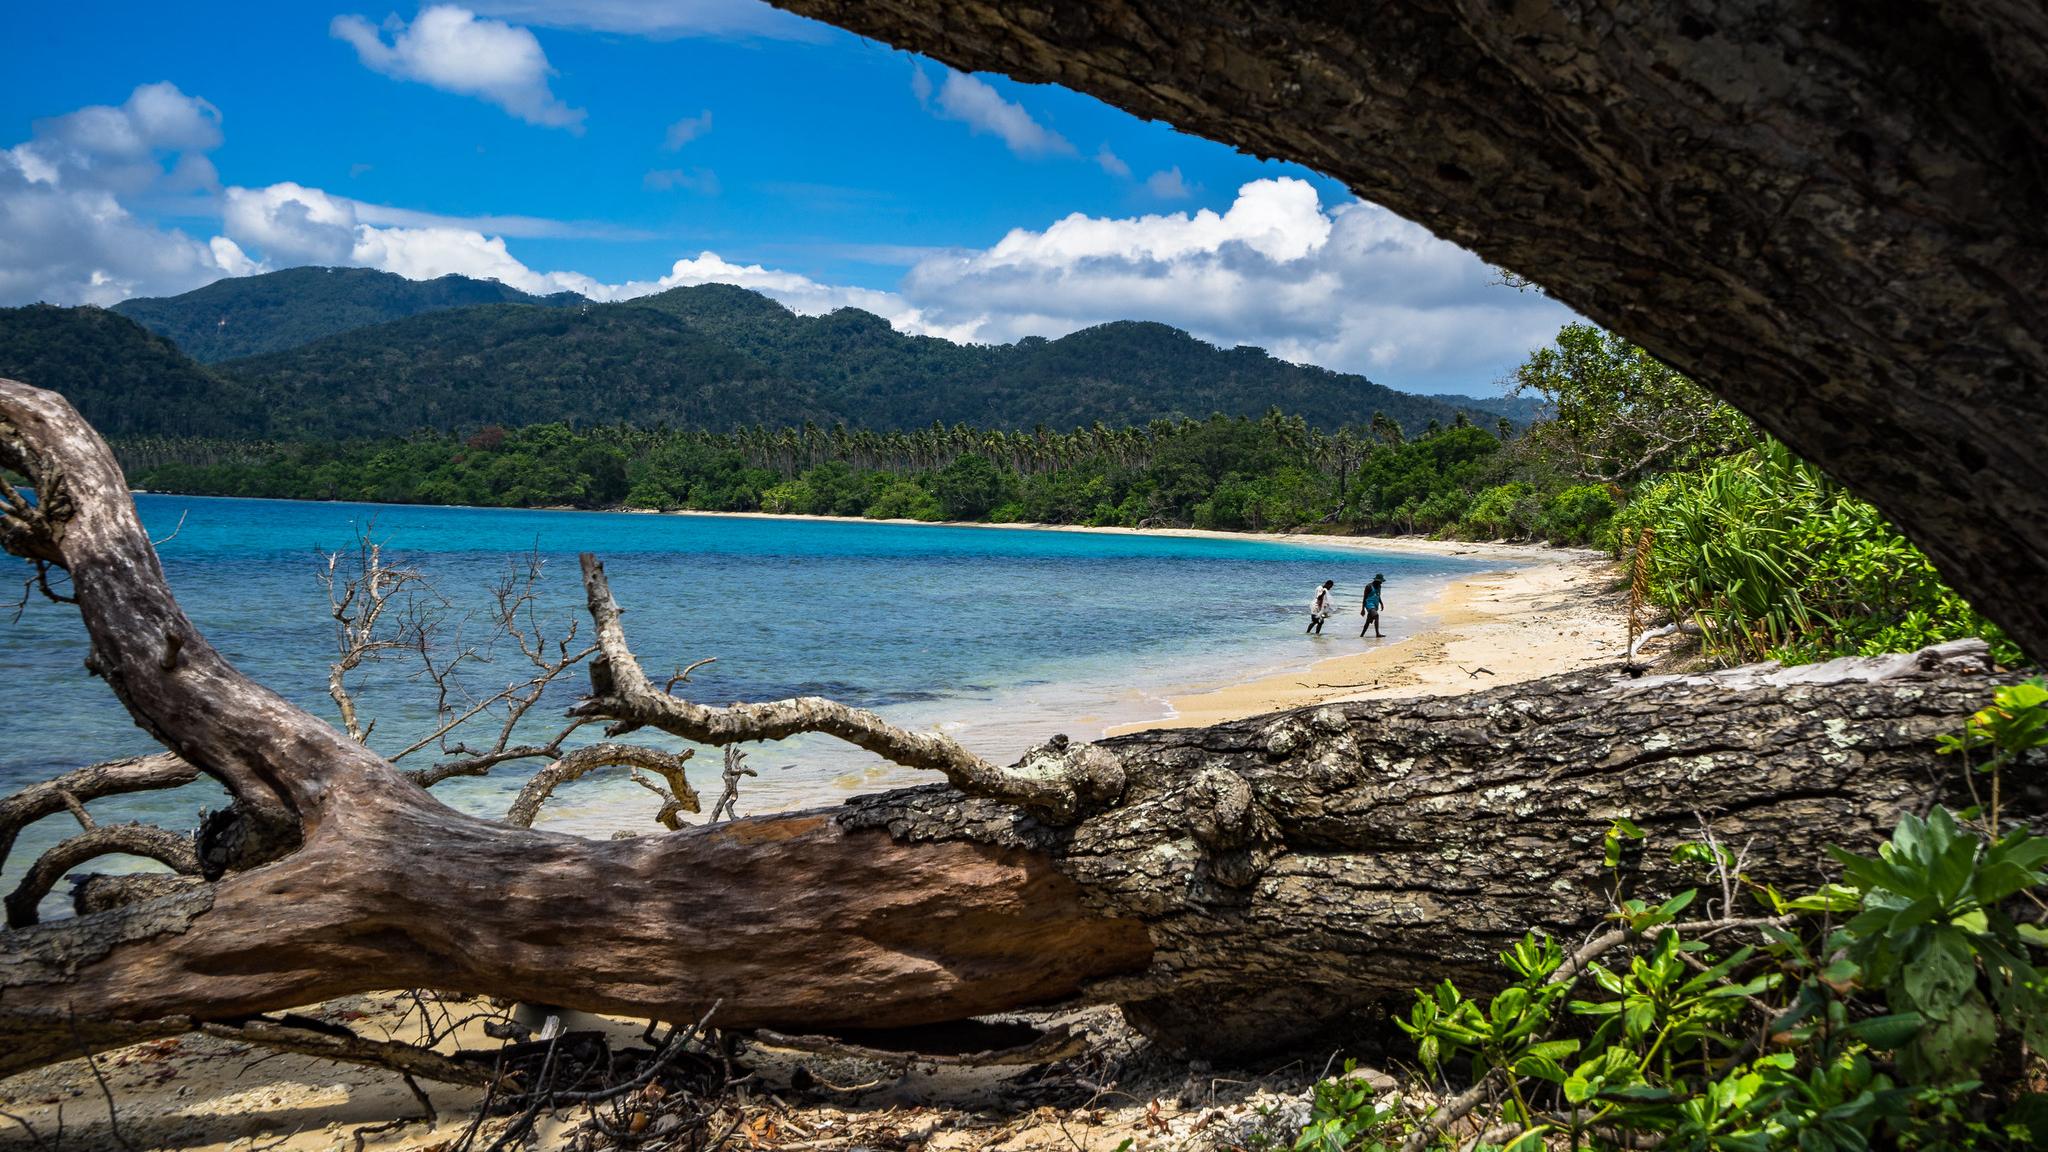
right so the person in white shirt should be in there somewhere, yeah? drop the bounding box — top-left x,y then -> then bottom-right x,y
1307,579 -> 1335,634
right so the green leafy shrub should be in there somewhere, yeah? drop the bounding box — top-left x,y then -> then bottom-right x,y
1459,482 -> 1539,540
1542,484 -> 1619,547
1615,439 -> 2013,666
758,479 -> 812,515
1297,681 -> 2048,1151
863,479 -> 943,521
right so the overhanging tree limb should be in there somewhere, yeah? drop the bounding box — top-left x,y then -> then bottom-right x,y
765,0 -> 2048,662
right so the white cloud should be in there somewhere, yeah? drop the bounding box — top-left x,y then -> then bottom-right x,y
890,178 -> 1578,392
0,83 -> 245,305
1144,166 -> 1192,200
466,0 -> 823,41
0,87 -> 1571,393
215,180 -> 606,296
331,5 -> 585,130
916,68 -> 1072,158
220,182 -> 357,264
1094,145 -> 1131,179
662,109 -> 712,150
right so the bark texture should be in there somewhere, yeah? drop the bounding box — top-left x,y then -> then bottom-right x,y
768,0 -> 2048,661
0,379 -> 2029,1074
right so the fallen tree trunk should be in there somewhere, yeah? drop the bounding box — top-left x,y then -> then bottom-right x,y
0,379 -> 2028,1075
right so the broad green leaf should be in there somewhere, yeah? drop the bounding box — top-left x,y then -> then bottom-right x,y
1902,926 -> 1976,1016
1513,1051 -> 1567,1084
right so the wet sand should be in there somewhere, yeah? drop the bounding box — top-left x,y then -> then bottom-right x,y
1109,544 -> 1623,734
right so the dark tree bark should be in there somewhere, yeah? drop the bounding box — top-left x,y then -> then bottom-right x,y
766,0 -> 2048,662
0,380 -> 2025,1075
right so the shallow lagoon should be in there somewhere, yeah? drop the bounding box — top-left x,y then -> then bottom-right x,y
0,495 -> 1486,901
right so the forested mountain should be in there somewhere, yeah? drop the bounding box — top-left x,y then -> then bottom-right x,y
3,280 -> 1524,440
0,305 -> 260,437
111,266 -> 584,362
210,283 -> 1515,435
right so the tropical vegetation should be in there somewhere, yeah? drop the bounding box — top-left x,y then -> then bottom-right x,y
16,300 -> 2005,672
4,274 -> 1527,441
1291,680 -> 2048,1151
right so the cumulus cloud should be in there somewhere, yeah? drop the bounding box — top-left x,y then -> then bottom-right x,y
214,180 -> 606,296
914,67 -> 1072,158
662,109 -> 712,150
0,82 -> 247,305
331,5 -> 585,130
885,178 -> 1577,391
1094,146 -> 1131,179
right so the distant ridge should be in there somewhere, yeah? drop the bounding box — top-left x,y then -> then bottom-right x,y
112,266 -> 584,362
4,270 -> 1532,440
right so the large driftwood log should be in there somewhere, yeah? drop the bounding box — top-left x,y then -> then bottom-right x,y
0,379 -> 2026,1075
767,0 -> 2048,663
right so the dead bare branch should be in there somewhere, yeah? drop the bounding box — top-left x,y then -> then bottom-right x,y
7,823 -> 201,927
197,1017 -> 500,1089
505,743 -> 699,829
573,553 -> 1125,824
711,746 -> 755,823
319,531 -> 437,743
0,753 -> 198,873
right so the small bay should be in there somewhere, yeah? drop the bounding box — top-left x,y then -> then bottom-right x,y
1,494 -> 1485,905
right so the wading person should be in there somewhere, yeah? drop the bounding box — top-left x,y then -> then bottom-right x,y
1361,573 -> 1385,638
1307,579 -> 1335,634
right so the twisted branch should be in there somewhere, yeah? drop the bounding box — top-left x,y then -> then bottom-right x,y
0,753 -> 199,872
6,823 -> 201,927
504,743 -> 699,829
571,553 -> 1124,823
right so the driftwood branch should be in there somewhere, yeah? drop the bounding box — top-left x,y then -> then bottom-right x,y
6,823 -> 200,927
0,753 -> 198,870
0,379 -> 2031,1083
711,746 -> 756,822
504,743 -> 699,829
572,553 -> 1124,824
198,1016 -> 499,1089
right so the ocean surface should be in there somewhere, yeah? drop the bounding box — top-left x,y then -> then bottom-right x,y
0,495 -> 1490,907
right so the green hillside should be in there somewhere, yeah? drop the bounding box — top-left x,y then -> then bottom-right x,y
112,266 -> 583,362
5,277 -> 1526,440
213,283 -> 1512,434
0,305 -> 258,437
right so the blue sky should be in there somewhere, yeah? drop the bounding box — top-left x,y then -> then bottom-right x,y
1,1 -> 1577,394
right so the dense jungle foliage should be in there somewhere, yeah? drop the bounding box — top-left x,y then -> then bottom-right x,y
117,320 -> 2012,671
1294,681 -> 2048,1151
124,412 -> 1618,543
111,266 -> 583,362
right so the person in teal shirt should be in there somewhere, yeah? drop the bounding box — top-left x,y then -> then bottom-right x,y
1360,573 -> 1385,638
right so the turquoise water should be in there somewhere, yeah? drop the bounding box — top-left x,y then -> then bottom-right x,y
1,495 -> 1488,905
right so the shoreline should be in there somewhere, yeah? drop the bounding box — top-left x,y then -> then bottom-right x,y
131,491 -> 1619,747
1108,548 -> 1623,734
138,488 -> 1596,564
